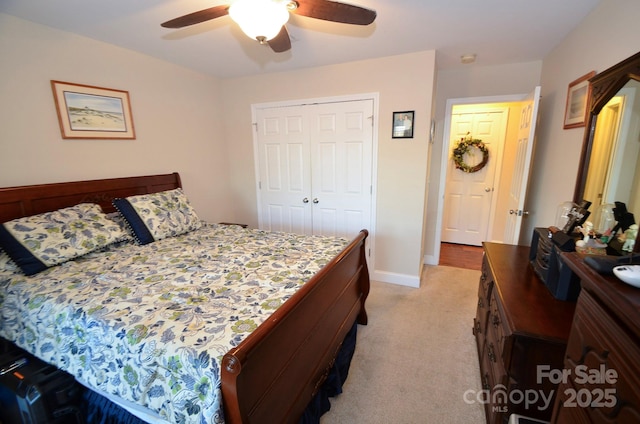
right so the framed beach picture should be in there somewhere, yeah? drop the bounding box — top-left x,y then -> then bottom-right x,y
563,71 -> 596,129
392,111 -> 414,138
51,80 -> 136,139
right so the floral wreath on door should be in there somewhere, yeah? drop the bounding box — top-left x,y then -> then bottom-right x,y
452,133 -> 489,173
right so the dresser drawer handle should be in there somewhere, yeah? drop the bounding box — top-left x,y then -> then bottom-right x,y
492,314 -> 500,327
474,320 -> 481,336
488,343 -> 496,362
482,374 -> 490,390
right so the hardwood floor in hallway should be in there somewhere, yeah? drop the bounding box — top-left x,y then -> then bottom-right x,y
439,242 -> 483,271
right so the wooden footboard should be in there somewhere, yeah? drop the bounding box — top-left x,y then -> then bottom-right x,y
221,229 -> 370,424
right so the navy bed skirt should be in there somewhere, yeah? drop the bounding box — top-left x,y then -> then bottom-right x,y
299,321 -> 358,423
82,322 -> 359,423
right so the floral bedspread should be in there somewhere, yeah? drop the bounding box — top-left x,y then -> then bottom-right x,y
0,224 -> 349,423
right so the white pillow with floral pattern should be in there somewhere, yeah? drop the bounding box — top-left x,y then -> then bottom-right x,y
0,203 -> 128,275
113,188 -> 202,245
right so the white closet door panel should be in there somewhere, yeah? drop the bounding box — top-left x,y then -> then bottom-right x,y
316,208 -> 338,237
286,143 -> 305,192
265,205 -> 284,232
264,144 -> 282,190
317,142 -> 337,193
345,141 -> 364,193
256,107 -> 312,234
310,101 -> 373,238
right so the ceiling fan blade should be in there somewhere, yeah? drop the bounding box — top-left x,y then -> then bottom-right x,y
268,26 -> 292,53
293,0 -> 376,25
161,5 -> 229,28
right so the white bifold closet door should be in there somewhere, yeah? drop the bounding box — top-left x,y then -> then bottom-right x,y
255,99 -> 373,239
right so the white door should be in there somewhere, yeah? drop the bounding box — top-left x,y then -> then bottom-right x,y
256,99 -> 374,239
442,108 -> 508,245
255,105 -> 312,234
504,86 -> 541,244
309,101 -> 373,238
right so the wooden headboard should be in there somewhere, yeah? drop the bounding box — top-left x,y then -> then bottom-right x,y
0,173 -> 182,223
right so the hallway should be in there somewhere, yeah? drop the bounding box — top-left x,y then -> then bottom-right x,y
439,242 -> 483,271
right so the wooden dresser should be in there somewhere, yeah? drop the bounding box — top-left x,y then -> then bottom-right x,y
551,253 -> 640,423
473,243 -> 576,424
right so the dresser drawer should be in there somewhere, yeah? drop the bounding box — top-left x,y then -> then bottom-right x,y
489,287 -> 510,365
481,255 -> 493,297
474,283 -> 490,355
552,380 -> 592,424
560,290 -> 640,422
480,346 -> 508,424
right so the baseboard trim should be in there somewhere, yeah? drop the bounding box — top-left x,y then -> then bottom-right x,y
371,270 -> 420,288
423,254 -> 438,266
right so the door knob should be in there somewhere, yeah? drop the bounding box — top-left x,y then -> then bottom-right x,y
313,198 -> 319,204
485,187 -> 492,192
303,197 -> 309,203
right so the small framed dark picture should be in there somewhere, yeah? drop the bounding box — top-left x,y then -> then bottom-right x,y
392,111 -> 414,139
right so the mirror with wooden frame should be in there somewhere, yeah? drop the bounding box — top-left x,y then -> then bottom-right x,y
574,51 -> 640,253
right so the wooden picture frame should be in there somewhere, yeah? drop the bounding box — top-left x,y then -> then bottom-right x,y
392,111 -> 414,138
563,71 -> 596,129
51,80 -> 136,139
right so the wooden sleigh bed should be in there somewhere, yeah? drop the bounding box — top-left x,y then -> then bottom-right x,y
0,172 -> 370,423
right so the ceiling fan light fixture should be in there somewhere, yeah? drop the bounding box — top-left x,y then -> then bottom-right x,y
229,0 -> 290,42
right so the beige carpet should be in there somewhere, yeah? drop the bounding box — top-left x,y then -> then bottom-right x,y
320,265 -> 486,424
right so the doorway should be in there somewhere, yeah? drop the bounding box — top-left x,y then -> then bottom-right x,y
439,242 -> 483,270
433,88 -> 541,265
441,105 -> 509,246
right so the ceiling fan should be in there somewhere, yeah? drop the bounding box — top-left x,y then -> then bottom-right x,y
161,0 -> 377,53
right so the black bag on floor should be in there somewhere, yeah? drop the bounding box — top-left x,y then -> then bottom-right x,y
0,347 -> 83,424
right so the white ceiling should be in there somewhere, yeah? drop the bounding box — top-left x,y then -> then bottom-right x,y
0,0 -> 601,79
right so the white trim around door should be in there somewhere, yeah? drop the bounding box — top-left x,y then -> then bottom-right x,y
427,92 -> 534,266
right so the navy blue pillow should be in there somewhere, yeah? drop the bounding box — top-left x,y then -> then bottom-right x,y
0,225 -> 47,275
112,198 -> 155,245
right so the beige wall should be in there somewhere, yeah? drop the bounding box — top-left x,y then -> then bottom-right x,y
0,14 -> 232,223
220,51 -> 437,285
524,0 -> 640,243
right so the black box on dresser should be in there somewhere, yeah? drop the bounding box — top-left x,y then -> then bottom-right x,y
529,228 -> 581,301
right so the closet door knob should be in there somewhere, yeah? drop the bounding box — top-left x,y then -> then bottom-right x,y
303,198 -> 309,203
313,198 -> 319,204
